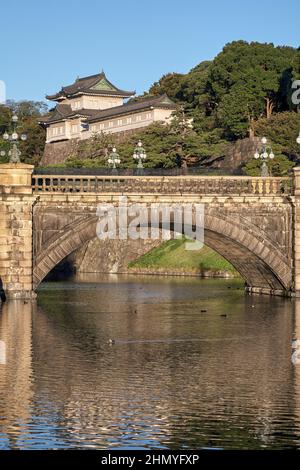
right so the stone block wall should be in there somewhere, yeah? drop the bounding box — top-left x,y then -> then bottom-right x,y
0,164 -> 36,299
40,135 -> 261,171
73,237 -> 162,274
41,128 -> 145,166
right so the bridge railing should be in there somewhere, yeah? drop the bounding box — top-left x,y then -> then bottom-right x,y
31,175 -> 293,195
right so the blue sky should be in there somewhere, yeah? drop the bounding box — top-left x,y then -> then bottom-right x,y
0,0 -> 299,104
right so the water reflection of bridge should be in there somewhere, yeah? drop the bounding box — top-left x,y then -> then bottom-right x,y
0,301 -> 33,449
1,282 -> 300,449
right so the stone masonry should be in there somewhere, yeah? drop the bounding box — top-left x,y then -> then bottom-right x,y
0,164 -> 36,299
1,166 -> 300,298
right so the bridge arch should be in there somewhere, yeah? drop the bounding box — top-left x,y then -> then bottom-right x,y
33,209 -> 292,294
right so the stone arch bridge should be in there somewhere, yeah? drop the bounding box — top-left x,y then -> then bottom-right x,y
1,163 -> 300,299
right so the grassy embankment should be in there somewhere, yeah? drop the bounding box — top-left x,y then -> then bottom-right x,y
128,238 -> 239,277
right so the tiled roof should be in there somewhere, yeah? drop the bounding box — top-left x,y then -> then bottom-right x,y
40,104 -> 100,124
46,72 -> 135,101
87,94 -> 176,123
40,94 -> 176,126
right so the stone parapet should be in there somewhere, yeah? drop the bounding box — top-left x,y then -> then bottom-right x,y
0,163 -> 34,194
32,174 -> 292,196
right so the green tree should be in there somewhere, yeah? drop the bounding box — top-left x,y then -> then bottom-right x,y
244,155 -> 294,176
148,73 -> 185,102
0,101 -> 47,164
207,41 -> 298,137
0,105 -> 11,134
217,84 -> 258,139
254,111 -> 300,160
128,72 -> 185,104
6,100 -> 48,117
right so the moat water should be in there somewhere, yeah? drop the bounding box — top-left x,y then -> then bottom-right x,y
0,274 -> 300,450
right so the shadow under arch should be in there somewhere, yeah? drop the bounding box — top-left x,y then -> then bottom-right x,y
33,211 -> 292,293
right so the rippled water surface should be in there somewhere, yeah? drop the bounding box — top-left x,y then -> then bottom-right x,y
1,274 -> 300,449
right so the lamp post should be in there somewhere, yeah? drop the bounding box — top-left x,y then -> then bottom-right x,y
254,137 -> 275,177
107,147 -> 121,175
0,114 -> 27,164
133,140 -> 147,175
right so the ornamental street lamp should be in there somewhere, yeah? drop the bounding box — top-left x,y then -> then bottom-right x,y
0,114 -> 27,163
133,140 -> 147,175
107,146 -> 121,175
254,136 -> 275,177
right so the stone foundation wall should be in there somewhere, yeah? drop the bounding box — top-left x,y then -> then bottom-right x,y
41,134 -> 260,171
41,128 -> 145,167
73,237 -> 162,274
42,139 -> 80,166
221,137 -> 260,170
207,137 -> 260,170
126,267 -> 238,278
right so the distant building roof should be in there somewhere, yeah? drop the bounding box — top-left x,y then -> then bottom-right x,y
40,103 -> 100,124
40,94 -> 177,126
87,94 -> 177,123
46,72 -> 135,101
